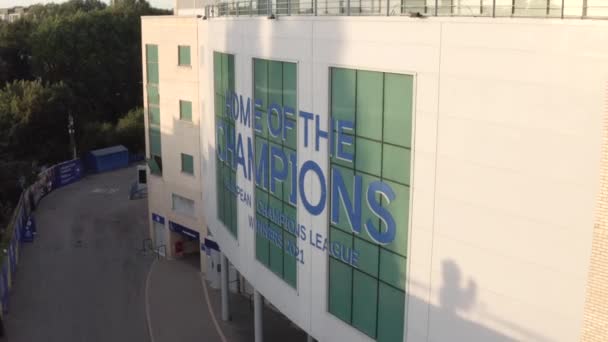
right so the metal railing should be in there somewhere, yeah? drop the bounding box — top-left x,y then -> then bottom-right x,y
198,0 -> 608,18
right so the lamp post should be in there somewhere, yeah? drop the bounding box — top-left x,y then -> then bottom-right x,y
68,113 -> 77,160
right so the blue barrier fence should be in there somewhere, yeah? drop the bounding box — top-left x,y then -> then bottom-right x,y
0,158 -> 84,314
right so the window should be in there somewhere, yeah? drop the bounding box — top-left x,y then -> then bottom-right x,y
172,193 -> 195,217
146,44 -> 162,175
180,100 -> 192,121
213,51 -> 237,237
327,67 -> 413,341
178,45 -> 191,66
181,153 -> 194,175
253,58 -> 298,288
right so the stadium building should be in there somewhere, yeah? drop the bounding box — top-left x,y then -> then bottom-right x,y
141,2 -> 608,341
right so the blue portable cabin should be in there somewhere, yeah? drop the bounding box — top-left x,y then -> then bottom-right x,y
86,145 -> 129,173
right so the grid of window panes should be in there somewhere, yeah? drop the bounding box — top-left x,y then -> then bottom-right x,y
214,51 -> 237,237
328,67 -> 412,342
146,44 -> 162,175
253,58 -> 298,288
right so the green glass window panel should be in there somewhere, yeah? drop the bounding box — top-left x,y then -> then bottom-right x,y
268,107 -> 283,145
178,45 -> 191,66
283,233 -> 297,288
149,107 -> 160,126
221,53 -> 229,95
213,52 -> 221,94
382,144 -> 410,185
215,94 -> 224,118
376,283 -> 405,342
382,180 -> 409,256
268,61 -> 283,108
256,221 -> 270,266
181,153 -> 194,174
269,223 -> 284,275
255,187 -> 269,217
383,73 -> 413,148
352,270 -> 378,337
356,70 -> 383,140
328,257 -> 352,323
254,105 -> 268,138
331,68 -> 356,123
269,143 -> 284,200
146,44 -> 158,63
255,137 -> 269,186
354,237 -> 378,277
283,147 -> 296,205
358,172 -> 381,243
254,59 -> 268,110
147,84 -> 159,105
285,118 -> 297,149
148,157 -> 161,175
331,132 -> 355,169
147,63 -> 159,84
149,127 -> 161,156
227,54 -> 235,91
283,62 -> 297,110
268,195 -> 283,223
282,204 -> 297,236
379,249 -> 407,291
330,226 -> 353,252
355,137 -> 382,177
180,100 -> 192,121
331,165 -> 355,233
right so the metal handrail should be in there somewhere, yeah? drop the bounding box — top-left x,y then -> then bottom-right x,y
156,244 -> 167,259
198,0 -> 608,19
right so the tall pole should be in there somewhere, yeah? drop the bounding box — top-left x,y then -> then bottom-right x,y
254,290 -> 263,342
220,253 -> 230,321
68,113 -> 77,160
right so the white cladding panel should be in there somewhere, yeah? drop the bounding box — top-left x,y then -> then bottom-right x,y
196,16 -> 608,342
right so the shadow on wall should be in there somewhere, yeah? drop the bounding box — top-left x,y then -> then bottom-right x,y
412,259 -> 553,342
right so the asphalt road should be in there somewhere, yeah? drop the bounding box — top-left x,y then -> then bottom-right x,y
4,166 -> 152,342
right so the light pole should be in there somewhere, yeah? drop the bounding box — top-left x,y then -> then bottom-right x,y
68,113 -> 77,160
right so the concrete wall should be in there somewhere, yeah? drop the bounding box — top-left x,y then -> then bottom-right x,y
196,16 -> 608,342
142,16 -> 206,266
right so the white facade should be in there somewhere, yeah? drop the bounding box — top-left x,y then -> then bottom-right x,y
143,14 -> 608,342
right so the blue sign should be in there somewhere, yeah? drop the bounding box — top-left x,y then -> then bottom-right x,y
169,221 -> 200,240
54,159 -> 83,189
152,213 -> 165,225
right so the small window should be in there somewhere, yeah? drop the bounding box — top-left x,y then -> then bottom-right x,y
172,193 -> 194,217
179,100 -> 192,121
181,153 -> 194,175
178,45 -> 191,66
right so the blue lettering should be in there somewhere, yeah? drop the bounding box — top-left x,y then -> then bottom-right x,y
331,167 -> 362,233
365,181 -> 396,245
298,160 -> 326,216
337,120 -> 354,162
315,114 -> 328,152
239,95 -> 251,128
299,111 -> 314,148
270,145 -> 288,195
268,103 -> 283,138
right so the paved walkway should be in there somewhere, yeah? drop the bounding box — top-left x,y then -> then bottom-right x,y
147,255 -> 307,342
4,166 -> 152,342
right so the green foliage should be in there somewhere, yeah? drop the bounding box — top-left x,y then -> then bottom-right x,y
0,79 -> 73,164
0,0 -> 169,217
115,107 -> 145,153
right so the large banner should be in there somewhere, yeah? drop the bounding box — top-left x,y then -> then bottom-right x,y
53,159 -> 83,189
29,159 -> 83,205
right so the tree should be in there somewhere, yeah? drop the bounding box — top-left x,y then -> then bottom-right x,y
0,80 -> 73,164
0,19 -> 34,85
115,107 -> 145,153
